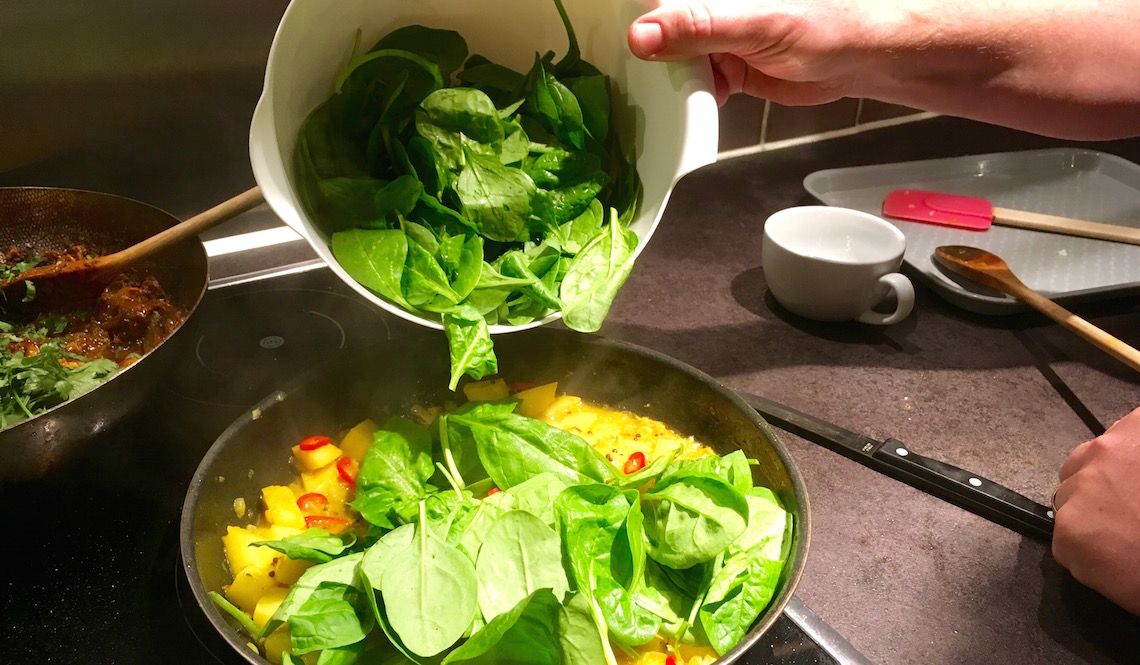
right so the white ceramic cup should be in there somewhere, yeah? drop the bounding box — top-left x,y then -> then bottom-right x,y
762,206 -> 915,325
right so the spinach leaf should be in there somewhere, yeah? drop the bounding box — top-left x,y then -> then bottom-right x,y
732,487 -> 789,560
484,471 -> 568,527
443,304 -> 497,391
612,442 -> 680,490
456,149 -> 537,242
315,640 -> 367,665
697,548 -> 785,655
664,449 -> 754,493
262,552 -> 365,640
359,523 -> 416,592
499,251 -> 561,311
565,75 -> 610,142
252,528 -> 356,564
559,208 -> 639,333
367,25 -> 469,79
555,199 -> 604,255
554,485 -> 659,647
375,176 -> 425,219
352,422 -> 437,527
641,474 -> 750,570
525,56 -> 587,150
288,582 -> 370,655
331,229 -> 411,310
450,404 -> 618,489
381,511 -> 479,657
440,589 -> 561,665
475,511 -> 570,621
419,88 -> 506,152
457,57 -> 527,109
403,240 -> 461,309
557,591 -> 607,665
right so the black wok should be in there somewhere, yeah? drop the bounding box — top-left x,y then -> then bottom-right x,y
181,328 -> 811,664
0,187 -> 208,482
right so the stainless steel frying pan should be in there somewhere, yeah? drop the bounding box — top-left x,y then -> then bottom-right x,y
0,187 -> 208,482
180,328 -> 811,664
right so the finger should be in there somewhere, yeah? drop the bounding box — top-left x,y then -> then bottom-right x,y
628,3 -> 768,61
1058,438 -> 1094,481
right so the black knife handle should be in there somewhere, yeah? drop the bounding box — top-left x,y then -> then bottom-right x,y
874,438 -> 1055,541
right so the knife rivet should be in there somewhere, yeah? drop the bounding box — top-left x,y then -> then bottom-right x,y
895,447 -> 908,456
969,478 -> 982,487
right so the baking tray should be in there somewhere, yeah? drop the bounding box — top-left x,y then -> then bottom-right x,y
803,148 -> 1140,314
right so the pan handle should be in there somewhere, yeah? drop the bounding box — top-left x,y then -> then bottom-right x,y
873,438 -> 1055,541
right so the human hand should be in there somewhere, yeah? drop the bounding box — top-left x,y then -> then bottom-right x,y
1053,406 -> 1140,616
626,0 -> 880,106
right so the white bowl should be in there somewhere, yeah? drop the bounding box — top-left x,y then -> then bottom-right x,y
249,0 -> 719,332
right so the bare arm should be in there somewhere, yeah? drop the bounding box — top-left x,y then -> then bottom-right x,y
628,0 -> 1140,140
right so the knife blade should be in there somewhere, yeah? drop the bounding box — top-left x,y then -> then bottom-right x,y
737,391 -> 1055,542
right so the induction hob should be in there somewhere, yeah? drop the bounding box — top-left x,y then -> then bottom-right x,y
0,265 -> 869,665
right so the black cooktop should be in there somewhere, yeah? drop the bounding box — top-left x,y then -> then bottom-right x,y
0,266 -> 865,665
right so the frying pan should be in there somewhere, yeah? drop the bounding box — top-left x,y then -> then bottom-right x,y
0,187 -> 208,482
181,328 -> 810,664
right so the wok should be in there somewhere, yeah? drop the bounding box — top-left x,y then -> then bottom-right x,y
181,328 -> 811,664
0,187 -> 208,482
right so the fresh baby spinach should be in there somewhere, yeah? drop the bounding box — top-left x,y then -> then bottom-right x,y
296,0 -> 642,388
380,507 -> 479,657
441,589 -> 561,665
641,474 -> 751,570
252,528 -> 356,563
475,510 -> 570,621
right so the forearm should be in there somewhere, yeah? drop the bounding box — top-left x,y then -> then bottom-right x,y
854,0 -> 1140,139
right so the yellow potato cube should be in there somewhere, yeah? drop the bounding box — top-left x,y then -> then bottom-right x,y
515,382 -> 558,419
292,442 -> 343,472
225,566 -> 276,614
462,378 -> 510,402
262,486 -> 306,529
262,625 -> 292,663
252,585 -> 290,627
542,395 -> 582,421
271,554 -> 313,586
300,463 -> 349,504
339,419 -> 378,462
222,526 -> 278,574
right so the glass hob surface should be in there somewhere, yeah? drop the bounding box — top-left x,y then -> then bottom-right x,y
0,266 -> 860,665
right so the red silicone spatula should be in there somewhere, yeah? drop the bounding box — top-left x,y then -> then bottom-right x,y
882,189 -> 1140,246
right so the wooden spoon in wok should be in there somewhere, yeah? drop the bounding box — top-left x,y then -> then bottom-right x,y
0,186 -> 263,316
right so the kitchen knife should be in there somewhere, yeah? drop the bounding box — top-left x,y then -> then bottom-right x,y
737,391 -> 1056,542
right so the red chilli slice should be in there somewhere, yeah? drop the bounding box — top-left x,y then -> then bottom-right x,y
623,451 -> 647,475
487,486 -> 500,496
298,435 -> 331,451
296,492 -> 328,512
336,455 -> 359,485
304,514 -> 349,533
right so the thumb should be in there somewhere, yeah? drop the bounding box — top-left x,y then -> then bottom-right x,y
628,3 -> 762,61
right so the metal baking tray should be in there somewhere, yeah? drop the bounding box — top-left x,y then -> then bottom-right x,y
803,148 -> 1140,314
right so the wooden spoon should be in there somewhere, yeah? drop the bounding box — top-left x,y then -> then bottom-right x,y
934,245 -> 1140,374
1,186 -> 263,313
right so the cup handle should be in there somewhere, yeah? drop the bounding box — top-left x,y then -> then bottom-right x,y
856,273 -> 915,325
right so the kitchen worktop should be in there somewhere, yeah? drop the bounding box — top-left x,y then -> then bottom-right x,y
4,114 -> 1140,664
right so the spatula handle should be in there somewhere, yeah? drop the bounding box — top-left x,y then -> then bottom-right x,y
1002,280 -> 1140,373
992,206 -> 1140,246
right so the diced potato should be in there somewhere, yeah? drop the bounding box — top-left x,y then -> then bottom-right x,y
271,554 -> 313,586
262,486 -> 306,529
292,442 -> 343,472
410,404 -> 441,426
542,395 -> 582,421
300,463 -> 349,504
462,378 -> 510,402
264,524 -> 304,540
339,419 -> 378,462
252,585 -> 290,627
225,566 -> 276,614
262,625 -> 292,663
222,526 -> 278,574
560,410 -> 598,432
514,382 -> 558,419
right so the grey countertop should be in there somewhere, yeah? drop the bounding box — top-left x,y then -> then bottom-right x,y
5,111 -> 1140,663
